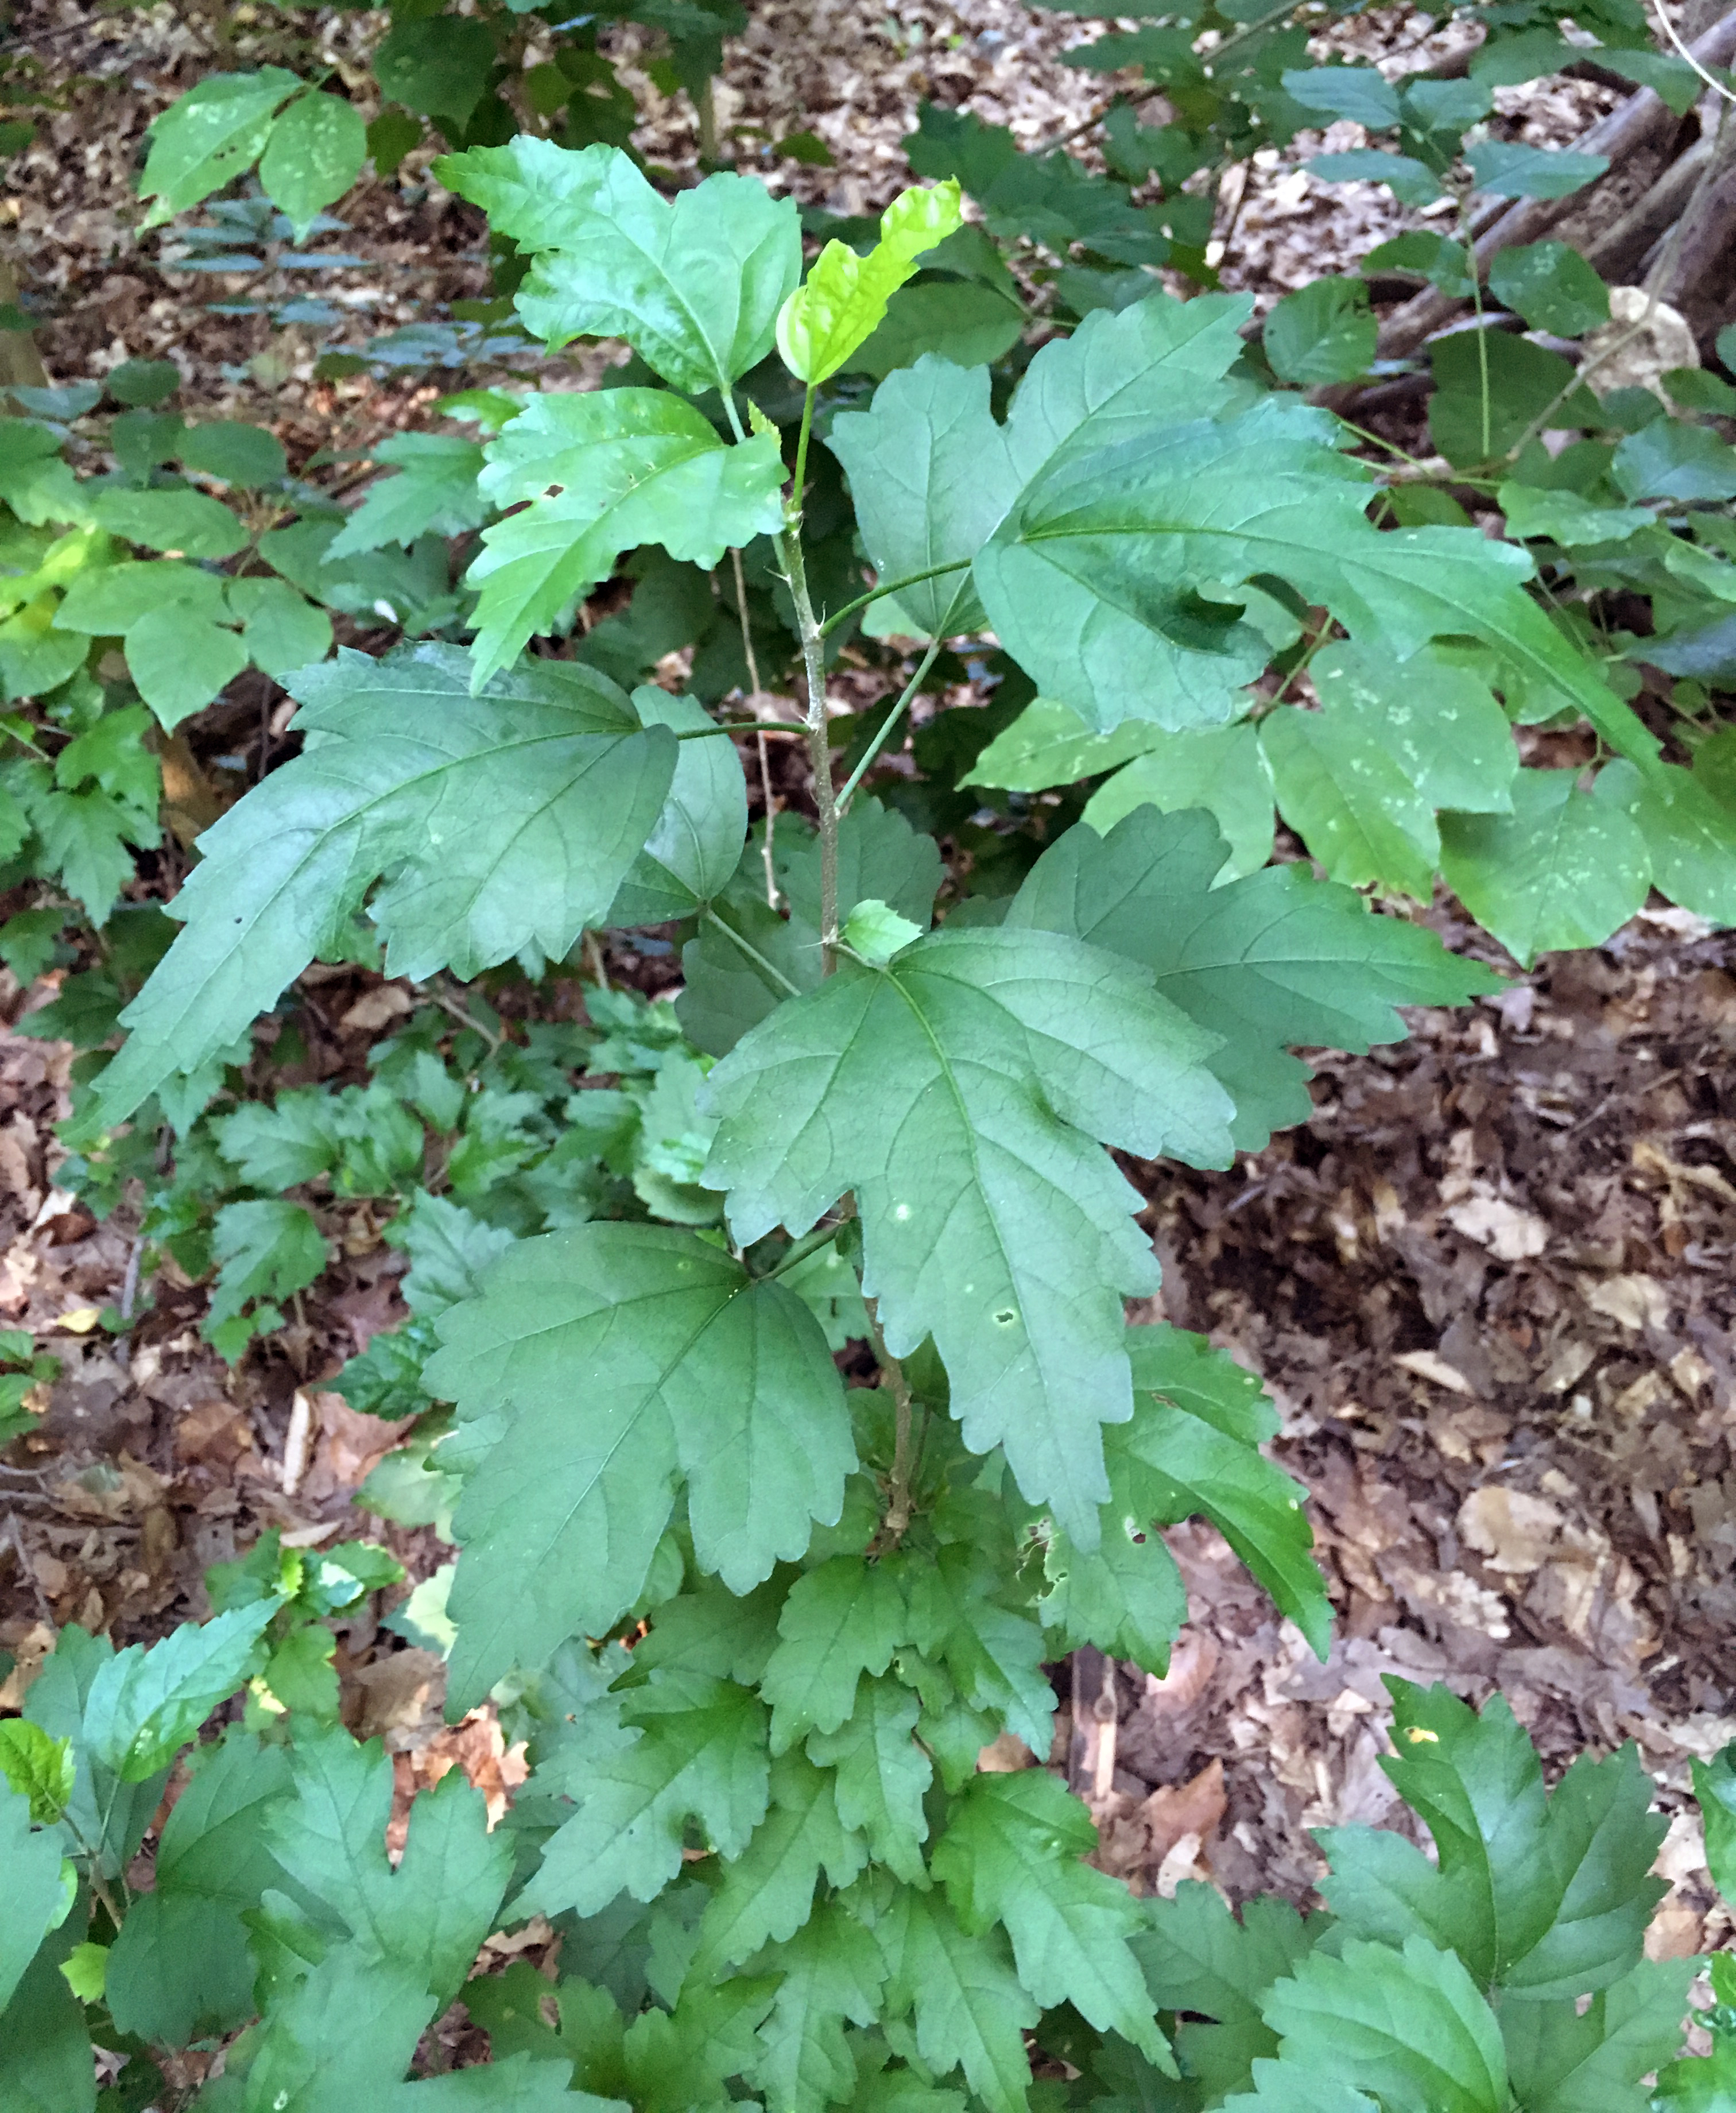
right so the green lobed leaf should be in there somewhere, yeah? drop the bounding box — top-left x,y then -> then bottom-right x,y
1005,806 -> 1497,1153
700,920 -> 1235,1547
1317,1679 -> 1668,2002
835,292 -> 1251,652
750,1900 -> 890,2113
426,1223 -> 854,1709
1439,767 -> 1650,967
328,433 -> 490,558
1501,1957 -> 1696,2113
437,139 -> 802,392
693,1751 -> 867,1971
1261,1934 -> 1509,2113
872,1883 -> 1040,2113
805,1676 -> 932,1886
467,389 -> 786,687
1133,1882 -> 1317,2103
266,1721 -> 513,2005
83,1597 -> 281,1781
1122,1325 -> 1330,1654
933,1770 -> 1171,2065
87,644 -> 676,1133
763,1557 -> 908,1754
521,1671 -> 771,1920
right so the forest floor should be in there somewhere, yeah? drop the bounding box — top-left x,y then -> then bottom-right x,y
2,0 -> 1734,1964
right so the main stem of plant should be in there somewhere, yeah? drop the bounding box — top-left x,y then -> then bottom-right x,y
781,388 -> 838,972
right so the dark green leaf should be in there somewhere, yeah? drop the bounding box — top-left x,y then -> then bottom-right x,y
1501,1957 -> 1695,2113
425,1224 -> 853,1709
702,924 -> 1234,1547
88,645 -> 675,1132
1318,1680 -> 1668,2001
1488,242 -> 1609,337
805,1676 -> 932,1884
438,140 -> 801,392
933,1770 -> 1170,2062
521,1672 -> 770,1919
468,390 -> 785,686
1262,1934 -> 1508,2113
1006,807 -> 1497,1153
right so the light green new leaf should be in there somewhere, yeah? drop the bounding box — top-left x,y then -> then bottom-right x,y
843,897 -> 924,965
1262,1936 -> 1509,2113
425,1223 -> 853,1710
1309,640 -> 1517,815
0,1777 -> 69,2015
138,67 -> 301,224
828,359 -> 1019,638
701,924 -> 1235,1547
437,139 -> 801,392
1006,807 -> 1497,1152
468,390 -> 786,687
963,696 -> 1165,793
933,1771 -> 1171,2065
267,1721 -> 512,2004
521,1671 -> 770,1919
1501,1957 -> 1696,2113
1083,722 -> 1275,879
83,1597 -> 281,1782
1261,703 -> 1440,898
806,1677 -> 932,1885
259,90 -> 368,240
694,1752 -> 867,1971
1439,768 -> 1650,966
751,1901 -> 889,2113
875,1886 -> 1040,2113
88,645 -> 675,1132
1318,1680 -> 1668,2002
104,1729 -> 292,2044
0,1720 -> 75,1824
763,1557 -> 908,1754
328,434 -> 490,558
777,180 -> 963,385
91,483 -> 246,559
1123,1325 -> 1330,1654
609,687 -> 749,924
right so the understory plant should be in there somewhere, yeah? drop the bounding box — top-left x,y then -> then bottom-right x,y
4,16 -> 1736,2108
